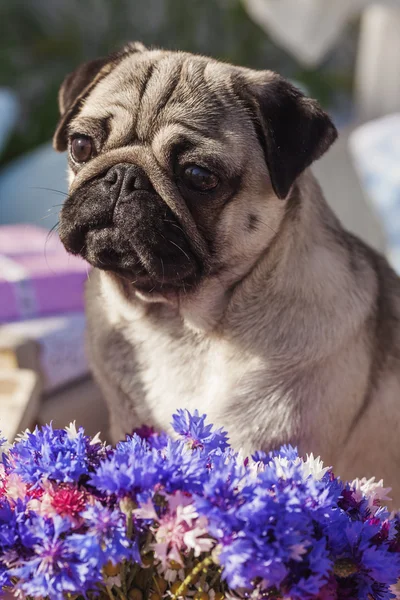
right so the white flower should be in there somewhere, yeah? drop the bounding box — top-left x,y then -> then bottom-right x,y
270,455 -> 293,478
159,566 -> 183,584
133,498 -> 158,521
183,517 -> 214,557
289,542 -> 309,561
248,450 -> 330,484
14,428 -> 31,443
65,421 -> 102,445
90,431 -> 103,445
351,477 -> 392,513
105,575 -> 121,589
65,421 -> 79,439
302,453 -> 330,481
246,457 -> 264,479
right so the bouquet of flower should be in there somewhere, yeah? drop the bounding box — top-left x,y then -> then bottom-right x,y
1,410 -> 399,600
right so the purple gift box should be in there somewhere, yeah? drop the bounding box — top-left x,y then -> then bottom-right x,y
0,225 -> 89,323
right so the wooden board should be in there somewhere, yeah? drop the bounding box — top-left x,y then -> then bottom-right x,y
0,369 -> 41,442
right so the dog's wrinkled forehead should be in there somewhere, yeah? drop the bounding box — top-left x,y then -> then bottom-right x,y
81,52 -> 227,134
71,51 -> 247,170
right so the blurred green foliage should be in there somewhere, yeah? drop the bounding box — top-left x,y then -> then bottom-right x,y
0,0 -> 356,167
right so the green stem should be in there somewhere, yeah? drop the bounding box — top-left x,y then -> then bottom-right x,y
173,556 -> 215,598
114,587 -> 127,600
121,511 -> 133,595
208,567 -> 222,589
106,585 -> 116,600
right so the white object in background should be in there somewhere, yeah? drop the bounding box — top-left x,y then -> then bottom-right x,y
0,89 -> 19,156
242,0 -> 369,67
0,369 -> 41,442
355,5 -> 400,121
0,141 -> 67,229
349,114 -> 400,272
0,312 -> 88,393
242,0 -> 400,121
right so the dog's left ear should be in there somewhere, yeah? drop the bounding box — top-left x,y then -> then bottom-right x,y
238,71 -> 337,199
53,42 -> 146,152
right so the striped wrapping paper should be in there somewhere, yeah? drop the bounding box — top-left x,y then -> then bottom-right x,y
0,224 -> 88,323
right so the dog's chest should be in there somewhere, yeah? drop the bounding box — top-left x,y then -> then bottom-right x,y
104,314 -> 258,434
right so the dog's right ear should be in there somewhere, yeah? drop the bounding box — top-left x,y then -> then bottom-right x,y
53,41 -> 146,152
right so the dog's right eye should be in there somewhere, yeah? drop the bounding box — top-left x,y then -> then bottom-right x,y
182,165 -> 219,192
70,135 -> 94,164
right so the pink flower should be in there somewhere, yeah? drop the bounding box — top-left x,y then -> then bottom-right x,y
5,473 -> 29,503
134,491 -> 214,569
28,482 -> 88,524
50,484 -> 87,519
0,464 -> 7,498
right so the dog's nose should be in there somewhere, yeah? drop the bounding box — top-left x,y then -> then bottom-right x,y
104,163 -> 154,200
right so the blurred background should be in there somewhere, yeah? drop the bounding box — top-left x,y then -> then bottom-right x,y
1,0 -> 400,440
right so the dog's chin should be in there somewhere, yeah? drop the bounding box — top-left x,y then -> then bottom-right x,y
106,268 -> 198,305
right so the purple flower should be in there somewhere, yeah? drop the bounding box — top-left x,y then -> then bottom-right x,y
8,424 -> 105,486
172,409 -> 229,454
330,520 -> 400,600
90,436 -> 207,501
68,502 -> 133,567
10,515 -> 91,600
132,425 -> 169,450
1,412 -> 399,600
196,450 -> 336,596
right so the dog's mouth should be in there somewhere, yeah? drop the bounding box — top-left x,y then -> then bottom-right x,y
58,179 -> 201,295
91,241 -> 200,296
71,225 -> 200,295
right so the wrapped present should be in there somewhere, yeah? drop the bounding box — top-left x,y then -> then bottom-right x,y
0,312 -> 88,393
0,224 -> 88,322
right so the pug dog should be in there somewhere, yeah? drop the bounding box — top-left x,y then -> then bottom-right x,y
54,42 -> 400,504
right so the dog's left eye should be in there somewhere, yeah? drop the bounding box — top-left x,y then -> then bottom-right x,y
183,165 -> 219,192
70,135 -> 94,163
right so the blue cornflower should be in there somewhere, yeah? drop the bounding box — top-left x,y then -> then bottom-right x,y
90,436 -> 207,501
288,540 -> 332,599
0,435 -> 6,457
10,515 -> 92,600
196,450 -> 336,596
172,409 -> 229,454
253,444 -> 299,465
330,520 -> 400,600
132,425 -> 169,450
89,435 -> 161,499
1,413 -> 400,600
8,424 -> 106,486
68,502 -> 133,568
194,451 -> 250,543
0,499 -> 18,588
0,499 -> 18,550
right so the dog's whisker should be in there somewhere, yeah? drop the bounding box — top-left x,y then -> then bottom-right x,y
39,206 -> 64,221
40,213 -> 59,221
43,222 -> 60,274
164,220 -> 186,235
30,187 -> 69,197
160,257 -> 165,289
168,239 -> 191,262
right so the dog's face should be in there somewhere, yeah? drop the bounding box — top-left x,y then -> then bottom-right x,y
54,43 -> 337,303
